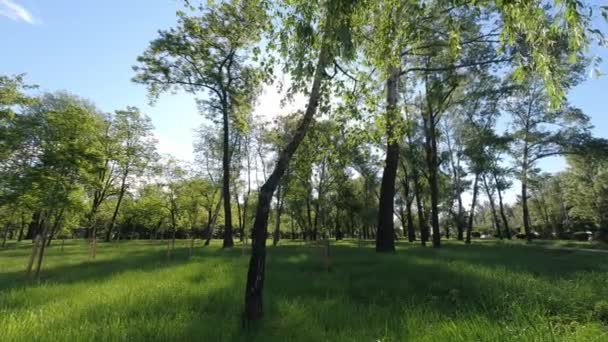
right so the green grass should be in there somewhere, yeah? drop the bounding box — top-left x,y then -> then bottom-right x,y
1,239 -> 607,341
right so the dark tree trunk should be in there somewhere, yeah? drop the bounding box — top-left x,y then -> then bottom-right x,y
106,172 -> 128,242
272,182 -> 284,246
244,41 -> 329,323
494,172 -> 511,239
413,179 -> 427,246
222,105 -> 234,248
35,225 -> 49,280
334,209 -> 342,241
423,110 -> 441,248
376,67 -> 400,253
205,192 -> 223,246
46,209 -> 64,247
305,189 -> 314,240
521,177 -> 532,241
17,212 -> 26,242
233,177 -> 244,243
399,162 -> 416,242
482,175 -> 502,239
1,223 -> 8,247
521,140 -> 532,241
25,211 -> 42,241
405,200 -> 415,242
455,206 -> 465,240
465,173 -> 480,244
446,126 -> 465,241
32,213 -> 52,280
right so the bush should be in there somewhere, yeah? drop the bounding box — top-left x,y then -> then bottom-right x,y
594,301 -> 608,324
557,231 -> 573,240
471,231 -> 481,238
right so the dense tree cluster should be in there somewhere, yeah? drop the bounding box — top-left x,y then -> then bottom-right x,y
1,0 -> 607,323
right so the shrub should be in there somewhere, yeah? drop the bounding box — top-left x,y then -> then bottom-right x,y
557,231 -> 573,240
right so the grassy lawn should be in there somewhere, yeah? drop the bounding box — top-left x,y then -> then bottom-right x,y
1,239 -> 607,341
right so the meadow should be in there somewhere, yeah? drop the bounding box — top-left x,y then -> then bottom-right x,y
1,239 -> 607,341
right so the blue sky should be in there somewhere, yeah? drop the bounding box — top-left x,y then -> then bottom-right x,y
1,0 -> 204,160
1,0 -> 607,179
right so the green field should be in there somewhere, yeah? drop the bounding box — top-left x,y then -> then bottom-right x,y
1,240 -> 607,341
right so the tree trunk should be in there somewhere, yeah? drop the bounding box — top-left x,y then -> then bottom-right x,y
34,223 -> 50,280
170,226 -> 176,259
413,179 -> 427,246
244,39 -> 329,323
46,209 -> 64,247
493,172 -> 511,239
233,178 -> 244,243
423,111 -> 441,248
1,223 -> 8,247
25,211 -> 42,241
465,173 -> 480,244
335,208 -> 342,241
18,212 -> 26,242
205,192 -> 223,246
445,124 -> 465,241
405,199 -> 415,242
376,66 -> 400,253
305,188 -> 314,240
522,142 -> 532,241
106,172 -> 128,242
483,175 -> 502,239
272,182 -> 284,246
26,234 -> 42,278
222,105 -> 234,248
456,201 -> 465,241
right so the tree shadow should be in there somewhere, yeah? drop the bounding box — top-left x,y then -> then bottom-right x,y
0,241 -> 237,292
1,241 -> 606,341
249,242 -> 608,340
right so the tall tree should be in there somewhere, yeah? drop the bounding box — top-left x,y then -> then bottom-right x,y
507,79 -> 590,240
244,0 -> 360,322
104,107 -> 157,244
134,0 -> 265,248
13,93 -> 104,278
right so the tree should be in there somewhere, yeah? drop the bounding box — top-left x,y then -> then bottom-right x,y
507,79 -> 590,240
562,140 -> 608,229
134,0 -> 265,249
243,0 -> 361,322
0,74 -> 37,162
12,92 -> 104,278
104,107 -> 157,244
159,157 -> 188,258
194,124 -> 225,245
85,116 -> 117,244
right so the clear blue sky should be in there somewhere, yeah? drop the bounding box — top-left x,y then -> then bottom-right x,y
1,0 -> 203,160
2,0 -> 607,173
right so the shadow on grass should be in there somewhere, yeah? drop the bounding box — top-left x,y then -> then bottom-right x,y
2,240 -> 607,341
0,240 -> 241,292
